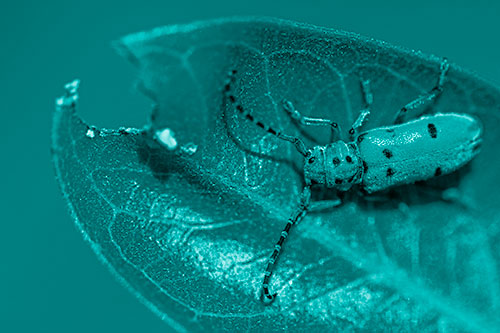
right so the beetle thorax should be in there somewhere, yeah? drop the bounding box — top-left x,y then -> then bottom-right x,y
304,141 -> 363,190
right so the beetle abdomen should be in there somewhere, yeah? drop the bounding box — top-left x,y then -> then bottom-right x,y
357,113 -> 482,193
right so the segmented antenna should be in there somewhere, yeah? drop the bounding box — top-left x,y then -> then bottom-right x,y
223,70 -> 309,157
261,186 -> 311,304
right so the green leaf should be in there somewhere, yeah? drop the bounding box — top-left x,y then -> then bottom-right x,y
53,17 -> 500,331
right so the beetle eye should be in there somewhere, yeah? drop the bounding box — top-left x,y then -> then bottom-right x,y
308,157 -> 316,164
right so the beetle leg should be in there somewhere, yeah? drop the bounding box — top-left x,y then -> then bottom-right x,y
349,79 -> 372,139
393,58 -> 450,124
308,198 -> 342,212
261,186 -> 312,305
282,100 -> 341,143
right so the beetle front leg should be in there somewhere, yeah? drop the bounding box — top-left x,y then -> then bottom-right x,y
282,100 -> 341,142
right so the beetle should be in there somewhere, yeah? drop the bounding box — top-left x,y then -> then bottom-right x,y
222,58 -> 483,304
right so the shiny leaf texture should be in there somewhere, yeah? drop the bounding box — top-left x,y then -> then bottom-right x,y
53,17 -> 500,331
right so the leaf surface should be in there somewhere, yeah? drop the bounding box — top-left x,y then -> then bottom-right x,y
53,17 -> 500,331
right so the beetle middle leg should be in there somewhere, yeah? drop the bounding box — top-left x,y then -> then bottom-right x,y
348,78 -> 373,139
393,58 -> 450,124
308,198 -> 342,211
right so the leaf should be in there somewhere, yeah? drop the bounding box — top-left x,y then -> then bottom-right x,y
53,17 -> 500,331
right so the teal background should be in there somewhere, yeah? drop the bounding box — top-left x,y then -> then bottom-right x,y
2,1 -> 499,332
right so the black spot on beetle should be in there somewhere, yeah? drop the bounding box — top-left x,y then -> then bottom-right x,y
357,134 -> 365,143
382,149 -> 393,159
428,123 -> 437,138
335,178 -> 343,185
435,167 -> 442,176
332,157 -> 340,166
256,121 -> 265,129
308,157 -> 316,164
229,95 -> 236,103
362,160 -> 369,173
386,168 -> 395,177
346,155 -> 353,163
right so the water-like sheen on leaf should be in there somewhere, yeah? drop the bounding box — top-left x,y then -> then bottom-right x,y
53,17 -> 500,331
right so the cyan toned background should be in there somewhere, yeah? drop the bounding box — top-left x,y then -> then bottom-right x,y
2,1 -> 499,332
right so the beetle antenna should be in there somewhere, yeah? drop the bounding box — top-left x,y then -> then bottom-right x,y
260,186 -> 312,304
223,70 -> 309,157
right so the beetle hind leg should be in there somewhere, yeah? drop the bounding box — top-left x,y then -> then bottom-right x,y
393,58 -> 450,124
